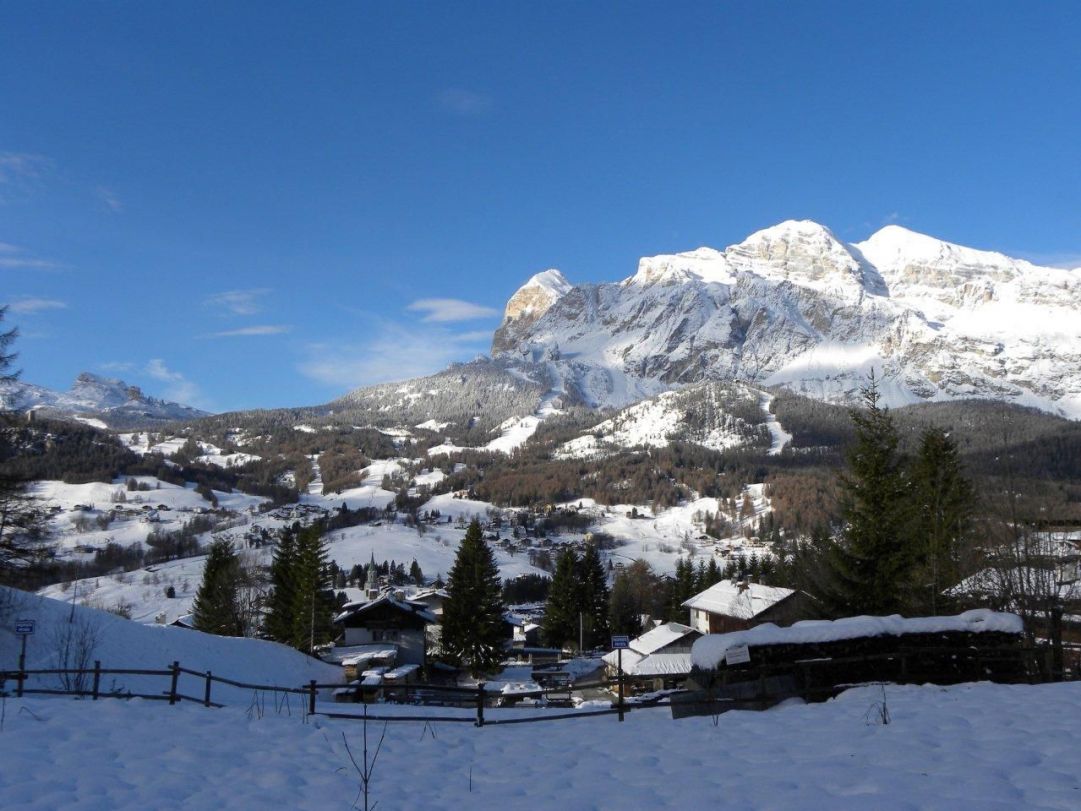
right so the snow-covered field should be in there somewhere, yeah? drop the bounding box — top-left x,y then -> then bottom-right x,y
1,680 -> 1077,809
1,588 -> 339,704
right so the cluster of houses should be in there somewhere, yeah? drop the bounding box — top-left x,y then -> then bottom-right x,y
601,579 -> 811,691
324,575 -> 812,700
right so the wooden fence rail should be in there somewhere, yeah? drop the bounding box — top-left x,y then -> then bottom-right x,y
2,643 -> 1074,728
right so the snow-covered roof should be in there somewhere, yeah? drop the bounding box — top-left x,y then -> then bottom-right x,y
334,593 -> 437,625
692,609 -> 1024,670
383,664 -> 419,681
602,623 -> 698,670
623,653 -> 693,677
629,622 -> 698,656
682,579 -> 795,620
337,647 -> 399,668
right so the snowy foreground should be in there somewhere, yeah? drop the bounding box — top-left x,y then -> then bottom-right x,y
1,682 -> 1078,810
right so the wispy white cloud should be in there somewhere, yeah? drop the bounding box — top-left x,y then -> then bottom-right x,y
99,361 -> 136,374
204,288 -> 271,316
0,152 -> 50,185
144,358 -> 202,406
407,298 -> 499,323
437,87 -> 493,116
298,322 -> 490,390
211,324 -> 291,338
96,186 -> 123,212
7,297 -> 67,315
0,242 -> 60,270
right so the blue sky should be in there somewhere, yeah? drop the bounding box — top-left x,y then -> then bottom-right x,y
2,1 -> 1080,412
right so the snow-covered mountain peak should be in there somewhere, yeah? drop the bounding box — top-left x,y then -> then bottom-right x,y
627,246 -> 731,287
726,219 -> 876,296
489,219 -> 1081,417
491,269 -> 574,354
855,225 -> 1031,286
524,268 -> 572,296
70,372 -> 145,409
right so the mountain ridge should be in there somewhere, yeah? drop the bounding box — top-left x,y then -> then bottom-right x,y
492,221 -> 1081,417
0,372 -> 210,428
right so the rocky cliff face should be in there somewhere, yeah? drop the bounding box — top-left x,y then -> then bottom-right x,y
491,221 -> 1081,417
491,269 -> 573,356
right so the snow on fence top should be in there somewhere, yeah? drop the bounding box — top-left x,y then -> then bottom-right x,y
691,609 -> 1024,671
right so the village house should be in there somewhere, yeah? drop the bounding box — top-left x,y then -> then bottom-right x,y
682,579 -> 814,634
333,593 -> 437,669
602,621 -> 702,690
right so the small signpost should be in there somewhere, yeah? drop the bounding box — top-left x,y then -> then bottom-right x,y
611,635 -> 630,722
724,644 -> 751,666
15,618 -> 35,698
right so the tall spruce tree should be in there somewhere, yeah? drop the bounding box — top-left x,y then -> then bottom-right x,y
441,519 -> 505,675
578,542 -> 610,649
828,373 -> 913,616
909,427 -> 973,614
192,539 -> 243,636
542,547 -> 581,649
290,524 -> 335,652
263,524 -> 334,651
263,524 -> 298,643
0,308 -> 48,586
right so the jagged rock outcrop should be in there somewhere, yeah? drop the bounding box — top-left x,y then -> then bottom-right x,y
491,269 -> 573,355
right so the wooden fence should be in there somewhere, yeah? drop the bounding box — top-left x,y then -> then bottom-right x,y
0,663 -> 647,726
3,643 -> 1074,727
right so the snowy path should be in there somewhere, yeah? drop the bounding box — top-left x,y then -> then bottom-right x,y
2,682 -> 1079,809
760,392 -> 792,455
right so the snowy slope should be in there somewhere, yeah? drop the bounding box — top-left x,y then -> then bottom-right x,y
493,221 -> 1081,417
0,587 -> 340,703
558,381 -> 770,458
0,680 -> 1078,809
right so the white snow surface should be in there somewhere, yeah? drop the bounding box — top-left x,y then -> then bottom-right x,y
0,588 -> 340,704
1,680 -> 1079,809
682,579 -> 795,620
692,609 -> 1024,670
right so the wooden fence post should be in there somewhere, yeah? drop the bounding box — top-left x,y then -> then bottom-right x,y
308,680 -> 317,715
476,682 -> 485,727
169,661 -> 180,705
204,671 -> 212,707
92,660 -> 101,700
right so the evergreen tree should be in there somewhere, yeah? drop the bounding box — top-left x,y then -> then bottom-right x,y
0,308 -> 48,585
441,519 -> 505,675
542,547 -> 581,649
909,427 -> 973,614
608,560 -> 656,637
289,524 -> 335,652
263,525 -> 298,643
827,373 -> 913,616
263,524 -> 334,651
191,539 -> 243,636
409,558 -> 424,586
578,542 -> 610,649
704,557 -> 722,588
